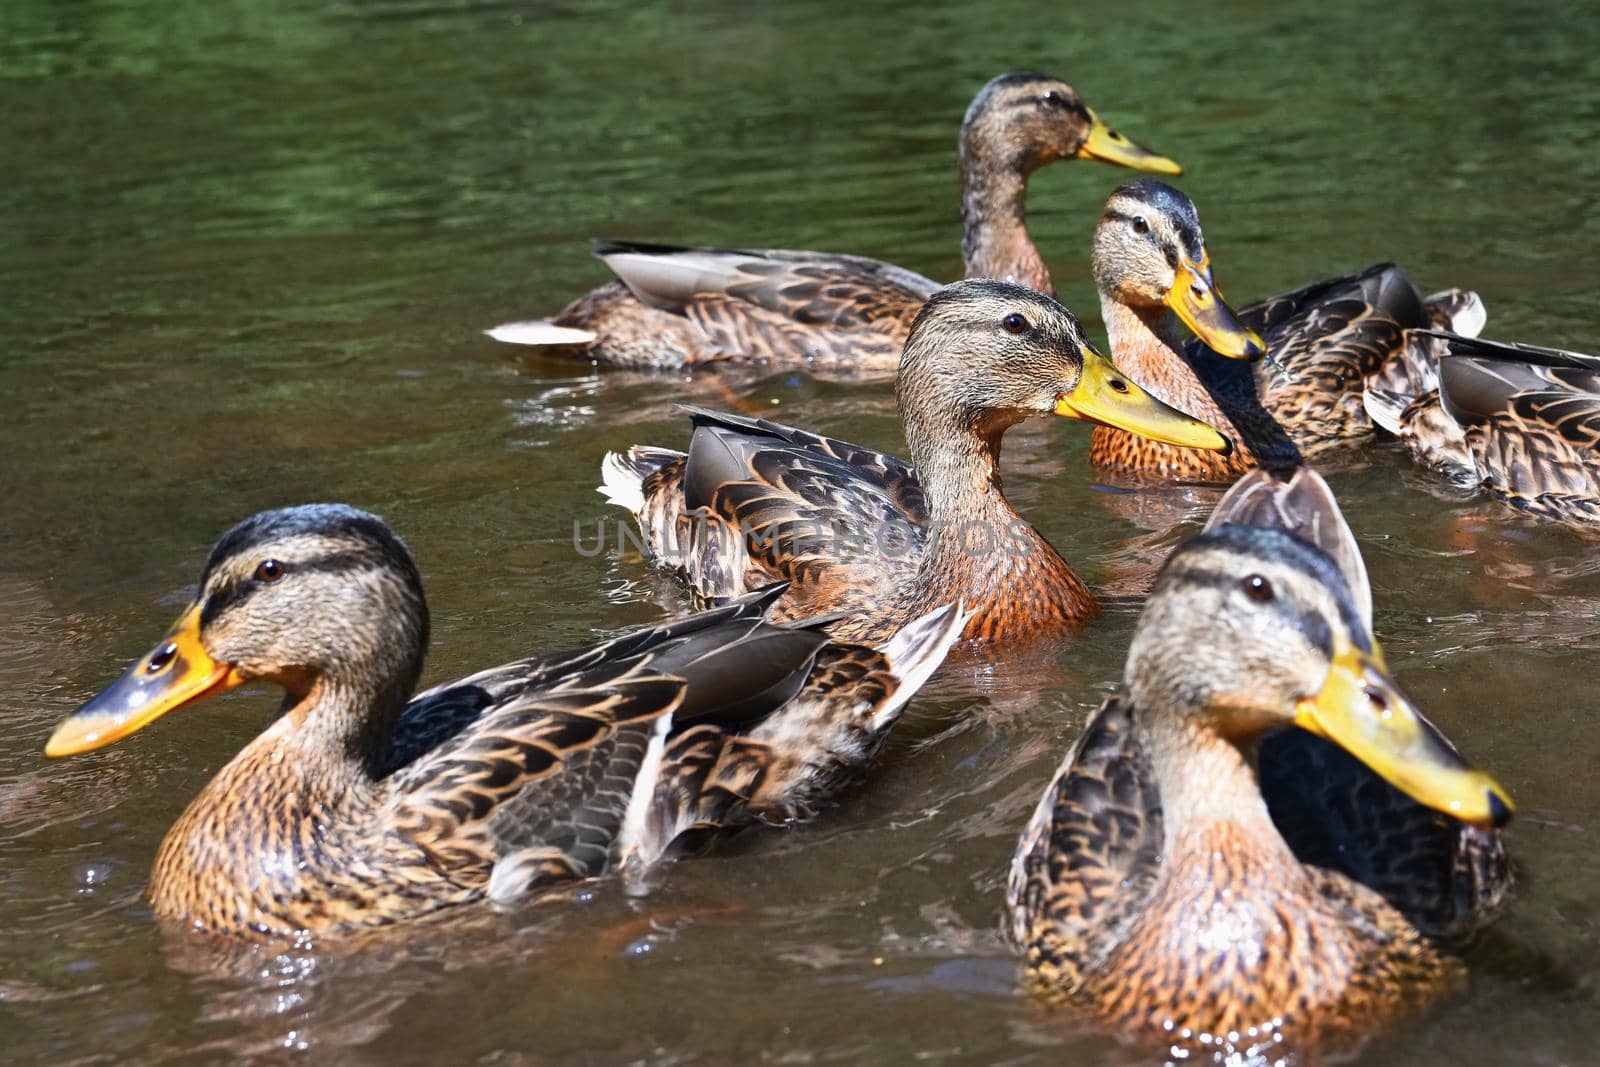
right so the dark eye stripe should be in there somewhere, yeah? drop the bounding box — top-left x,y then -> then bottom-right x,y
199,549 -> 377,628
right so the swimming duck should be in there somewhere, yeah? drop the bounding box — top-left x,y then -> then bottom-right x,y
487,72 -> 1181,371
43,505 -> 965,940
1087,180 -> 1485,480
1007,467 -> 1513,1057
1366,331 -> 1600,527
600,279 -> 1229,646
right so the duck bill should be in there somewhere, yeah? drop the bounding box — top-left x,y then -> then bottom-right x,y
1165,255 -> 1266,361
1075,112 -> 1183,176
1293,636 -> 1513,829
44,604 -> 246,758
1054,346 -> 1231,452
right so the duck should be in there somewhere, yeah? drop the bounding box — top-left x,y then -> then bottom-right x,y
42,505 -> 966,940
1366,331 -> 1600,527
1086,179 -> 1486,480
487,72 -> 1182,371
600,279 -> 1229,647
1007,466 -> 1513,1057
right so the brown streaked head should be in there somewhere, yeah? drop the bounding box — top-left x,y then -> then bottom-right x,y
1092,179 -> 1266,360
961,72 -> 1182,177
1127,523 -> 1512,829
45,504 -> 430,758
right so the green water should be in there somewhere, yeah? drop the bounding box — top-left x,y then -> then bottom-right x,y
3,0 -> 1598,1062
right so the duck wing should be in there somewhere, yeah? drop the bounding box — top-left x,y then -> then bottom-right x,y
1430,334 -> 1600,521
649,601 -> 966,856
1244,264 -> 1428,442
382,586 -> 867,904
617,406 -> 929,625
1006,693 -> 1163,991
1260,729 -> 1512,945
597,241 -> 937,370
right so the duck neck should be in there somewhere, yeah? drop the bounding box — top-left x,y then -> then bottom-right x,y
898,389 -> 1091,634
1139,711 -> 1293,867
273,668 -> 416,784
904,399 -> 1019,534
1099,295 -> 1220,420
959,142 -> 1051,294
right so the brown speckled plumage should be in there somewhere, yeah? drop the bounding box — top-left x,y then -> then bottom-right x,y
1007,482 -> 1510,1057
51,508 -> 964,940
1367,332 -> 1600,527
603,281 -> 1223,647
488,73 -> 1180,370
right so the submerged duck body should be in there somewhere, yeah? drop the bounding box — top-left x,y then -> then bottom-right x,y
1008,469 -> 1512,1056
45,506 -> 965,940
601,280 -> 1230,645
1085,180 -> 1485,480
1367,331 -> 1600,527
487,72 -> 1182,371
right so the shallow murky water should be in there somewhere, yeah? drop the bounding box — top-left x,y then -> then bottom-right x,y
3,0 -> 1598,1063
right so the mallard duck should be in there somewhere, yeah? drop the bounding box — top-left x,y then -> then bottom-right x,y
1366,331 -> 1600,527
42,506 -> 966,940
1087,179 -> 1486,480
487,72 -> 1181,371
1007,467 -> 1513,1057
600,279 -> 1229,646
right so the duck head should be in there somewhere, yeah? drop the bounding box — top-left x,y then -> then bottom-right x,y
1093,179 -> 1266,360
45,505 -> 428,757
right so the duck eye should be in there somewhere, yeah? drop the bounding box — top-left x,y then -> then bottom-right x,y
1001,312 -> 1031,335
1132,216 -> 1151,235
1242,574 -> 1273,602
254,559 -> 287,583
1040,90 -> 1064,109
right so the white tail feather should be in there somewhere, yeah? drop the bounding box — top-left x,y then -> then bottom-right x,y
1363,388 -> 1410,437
598,450 -> 646,513
1423,290 -> 1488,339
484,320 -> 597,346
873,602 -> 970,729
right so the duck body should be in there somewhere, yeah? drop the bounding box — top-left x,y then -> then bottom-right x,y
47,507 -> 965,940
1007,471 -> 1513,1055
1083,182 -> 1487,480
1366,332 -> 1600,527
604,407 -> 1093,645
487,72 -> 1182,370
500,248 -> 936,372
1011,696 -> 1450,1052
602,280 -> 1229,647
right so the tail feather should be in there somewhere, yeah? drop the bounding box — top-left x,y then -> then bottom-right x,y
599,446 -> 683,514
1423,289 -> 1487,338
1363,388 -> 1412,437
874,602 -> 969,730
485,320 -> 597,347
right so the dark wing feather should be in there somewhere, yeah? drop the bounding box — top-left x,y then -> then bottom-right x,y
1260,728 -> 1511,945
381,587 -> 823,896
1428,336 -> 1600,521
646,407 -> 928,620
650,640 -> 899,853
1245,264 -> 1428,442
1006,694 -> 1163,992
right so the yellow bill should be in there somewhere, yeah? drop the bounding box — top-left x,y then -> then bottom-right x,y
1293,635 -> 1513,829
1075,111 -> 1183,176
44,603 -> 246,758
1166,253 -> 1267,361
1055,345 -> 1231,452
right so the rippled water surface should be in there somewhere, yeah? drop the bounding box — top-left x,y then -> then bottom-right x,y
4,1 -> 1599,1063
